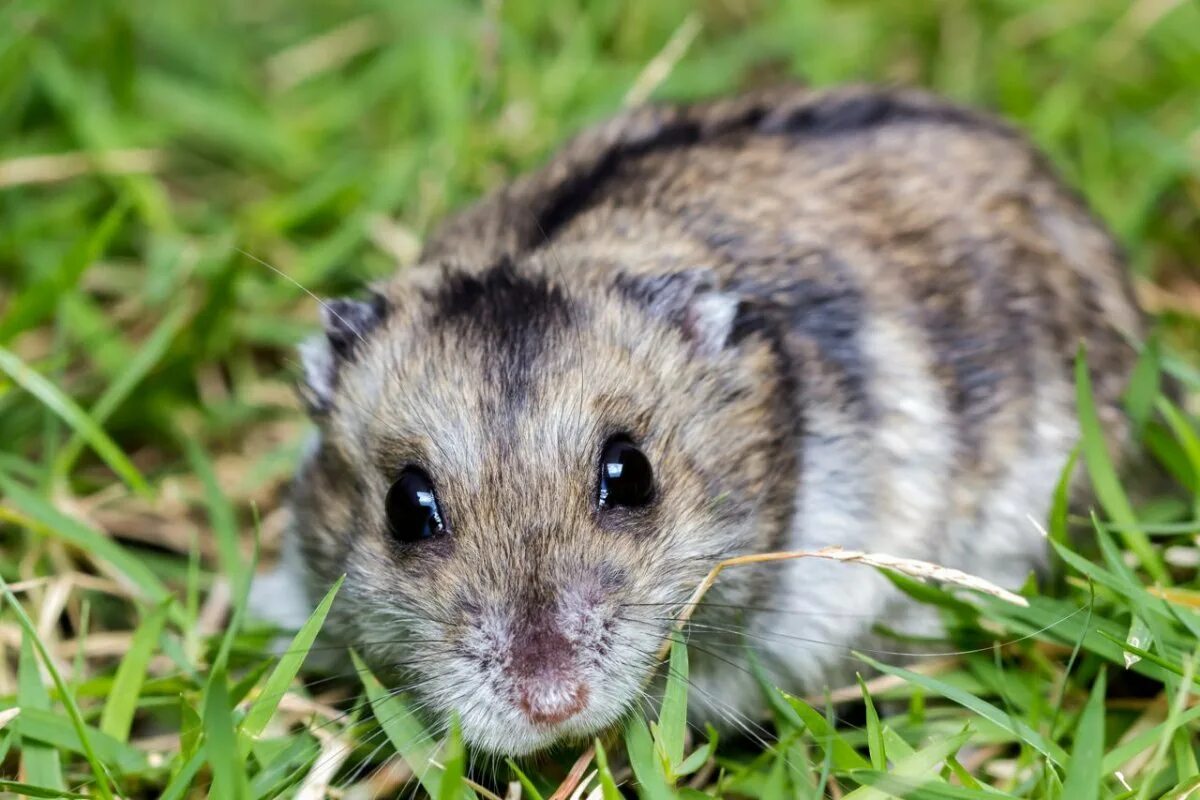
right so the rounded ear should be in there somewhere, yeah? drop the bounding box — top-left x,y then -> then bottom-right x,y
298,293 -> 388,414
615,269 -> 739,356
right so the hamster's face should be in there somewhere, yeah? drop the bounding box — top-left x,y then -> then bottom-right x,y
290,261 -> 787,755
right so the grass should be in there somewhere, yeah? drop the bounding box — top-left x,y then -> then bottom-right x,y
1,0 -> 1199,796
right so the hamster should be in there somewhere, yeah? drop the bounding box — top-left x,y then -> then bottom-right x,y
260,85 -> 1142,755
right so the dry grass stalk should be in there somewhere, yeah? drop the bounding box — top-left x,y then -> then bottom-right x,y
0,149 -> 163,188
267,16 -> 382,91
624,14 -> 702,106
0,707 -> 20,732
547,744 -> 596,800
296,724 -> 354,800
657,545 -> 1029,662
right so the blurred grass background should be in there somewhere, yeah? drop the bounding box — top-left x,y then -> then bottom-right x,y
1,0 -> 1200,797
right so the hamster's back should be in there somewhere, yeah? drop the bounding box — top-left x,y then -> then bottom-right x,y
422,84 -> 1142,693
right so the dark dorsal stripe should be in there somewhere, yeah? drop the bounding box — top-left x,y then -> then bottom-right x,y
426,259 -> 573,406
528,88 -> 1016,248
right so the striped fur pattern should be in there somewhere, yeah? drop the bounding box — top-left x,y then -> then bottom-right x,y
269,85 -> 1142,754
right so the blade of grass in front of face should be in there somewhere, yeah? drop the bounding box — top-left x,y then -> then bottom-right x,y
505,758 -> 546,800
18,632 -> 64,791
854,653 -> 1067,766
624,714 -> 676,800
240,575 -> 343,741
1075,346 -> 1166,583
98,599 -> 169,742
3,578 -> 117,799
657,636 -> 688,771
0,345 -> 148,494
1060,668 -> 1107,800
673,725 -> 717,777
436,716 -> 466,800
593,740 -> 623,800
353,651 -> 478,800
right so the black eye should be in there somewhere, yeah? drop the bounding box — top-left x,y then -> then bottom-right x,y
385,467 -> 447,543
598,437 -> 654,510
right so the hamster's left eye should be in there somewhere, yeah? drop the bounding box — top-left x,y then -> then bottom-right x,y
385,467 -> 447,543
598,436 -> 655,510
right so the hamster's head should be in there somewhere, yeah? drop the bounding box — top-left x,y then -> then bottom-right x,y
289,259 -> 791,755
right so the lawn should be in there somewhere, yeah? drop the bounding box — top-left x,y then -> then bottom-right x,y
1,0 -> 1199,797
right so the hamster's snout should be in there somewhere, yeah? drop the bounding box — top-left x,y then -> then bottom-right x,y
506,604 -> 590,726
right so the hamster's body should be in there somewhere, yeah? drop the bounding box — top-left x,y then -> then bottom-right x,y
267,86 -> 1141,754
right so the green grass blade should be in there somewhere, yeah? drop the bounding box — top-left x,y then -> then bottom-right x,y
1156,396 -> 1200,518
180,435 -> 244,589
0,345 -> 148,494
202,667 -> 250,800
0,780 -> 88,799
505,758 -> 546,800
200,530 -> 256,799
1124,333 -> 1161,434
18,633 -> 64,791
2,577 -> 118,800
1074,346 -> 1166,583
658,636 -> 688,771
855,653 -> 1067,766
0,199 -> 129,343
594,739 -> 624,800
849,772 -> 1011,799
0,474 -> 172,606
1061,669 -> 1107,800
9,707 -> 149,775
844,729 -> 973,800
780,693 -> 872,771
856,673 -> 886,771
354,651 -> 477,799
240,576 -> 342,740
98,599 -> 169,742
1048,447 -> 1080,546
437,716 -> 466,800
157,746 -> 206,800
53,302 -> 191,479
624,713 -> 676,799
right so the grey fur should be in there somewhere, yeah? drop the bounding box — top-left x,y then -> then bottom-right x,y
261,85 -> 1141,755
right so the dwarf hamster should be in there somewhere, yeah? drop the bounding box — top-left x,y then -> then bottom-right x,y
261,85 -> 1142,755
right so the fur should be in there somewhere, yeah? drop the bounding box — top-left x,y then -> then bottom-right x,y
263,84 -> 1142,755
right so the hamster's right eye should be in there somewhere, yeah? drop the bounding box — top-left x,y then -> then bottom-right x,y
385,467 -> 447,543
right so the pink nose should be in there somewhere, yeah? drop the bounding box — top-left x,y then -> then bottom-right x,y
517,680 -> 589,726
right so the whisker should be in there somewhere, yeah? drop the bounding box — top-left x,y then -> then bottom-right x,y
237,247 -> 370,349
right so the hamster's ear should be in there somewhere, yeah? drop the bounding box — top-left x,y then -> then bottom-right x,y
616,269 -> 739,356
298,294 -> 388,414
